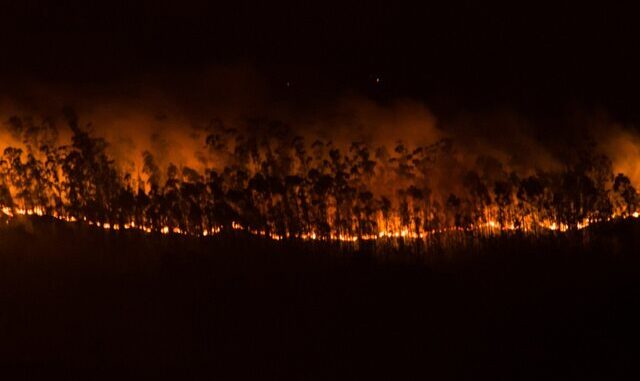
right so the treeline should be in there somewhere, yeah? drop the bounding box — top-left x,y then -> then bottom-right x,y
0,113 -> 638,238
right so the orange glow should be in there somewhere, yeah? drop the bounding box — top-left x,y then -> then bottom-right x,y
0,112 -> 637,245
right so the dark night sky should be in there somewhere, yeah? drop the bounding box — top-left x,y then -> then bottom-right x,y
2,2 -> 640,122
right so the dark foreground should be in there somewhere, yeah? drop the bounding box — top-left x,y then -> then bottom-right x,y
1,217 -> 639,380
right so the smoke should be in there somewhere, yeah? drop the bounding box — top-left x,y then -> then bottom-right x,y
0,65 -> 638,191
0,67 -> 442,174
599,124 -> 640,186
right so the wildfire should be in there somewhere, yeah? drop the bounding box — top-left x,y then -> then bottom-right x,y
0,113 -> 638,246
3,205 -> 638,243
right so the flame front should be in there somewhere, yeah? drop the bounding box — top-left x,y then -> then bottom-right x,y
0,115 -> 638,243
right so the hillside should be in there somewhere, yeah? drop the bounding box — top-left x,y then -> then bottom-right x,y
1,217 -> 639,379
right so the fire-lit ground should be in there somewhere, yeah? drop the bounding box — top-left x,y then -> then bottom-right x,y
1,216 -> 639,379
2,204 -> 640,246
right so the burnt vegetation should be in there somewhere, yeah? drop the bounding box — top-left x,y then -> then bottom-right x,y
0,112 -> 638,243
